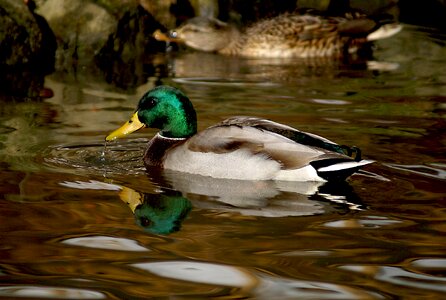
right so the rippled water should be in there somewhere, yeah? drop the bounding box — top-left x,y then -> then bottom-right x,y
1,26 -> 446,299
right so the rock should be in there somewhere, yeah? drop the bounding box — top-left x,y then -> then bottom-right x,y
36,0 -> 118,70
95,5 -> 167,89
0,0 -> 56,97
139,0 -> 177,28
0,0 -> 55,68
188,0 -> 219,18
36,0 -> 170,81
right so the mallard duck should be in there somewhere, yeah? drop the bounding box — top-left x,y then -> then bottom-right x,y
154,13 -> 402,58
106,85 -> 373,181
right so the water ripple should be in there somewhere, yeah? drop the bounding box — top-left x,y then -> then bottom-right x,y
0,286 -> 105,299
132,261 -> 257,288
410,258 -> 446,270
172,77 -> 279,87
40,139 -> 147,176
340,265 -> 446,293
310,98 -> 351,105
61,236 -> 149,252
132,260 -> 382,298
323,215 -> 409,229
385,163 -> 446,179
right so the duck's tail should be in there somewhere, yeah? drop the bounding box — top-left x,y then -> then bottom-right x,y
336,12 -> 403,42
311,159 -> 375,181
366,23 -> 403,41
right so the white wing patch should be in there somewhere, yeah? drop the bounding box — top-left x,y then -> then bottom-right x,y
317,160 -> 374,172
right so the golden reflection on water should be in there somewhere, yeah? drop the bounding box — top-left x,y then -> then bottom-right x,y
1,163 -> 446,298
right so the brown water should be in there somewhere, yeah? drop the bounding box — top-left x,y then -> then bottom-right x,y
1,26 -> 446,299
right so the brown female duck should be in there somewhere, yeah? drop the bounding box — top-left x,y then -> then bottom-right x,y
155,13 -> 402,58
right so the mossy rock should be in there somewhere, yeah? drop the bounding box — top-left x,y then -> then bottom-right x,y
0,0 -> 45,66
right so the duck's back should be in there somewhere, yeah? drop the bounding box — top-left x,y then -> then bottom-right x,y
242,15 -> 342,58
161,117 -> 371,181
221,13 -> 399,58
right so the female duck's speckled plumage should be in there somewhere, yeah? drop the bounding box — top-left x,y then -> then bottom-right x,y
106,86 -> 373,181
164,13 -> 401,58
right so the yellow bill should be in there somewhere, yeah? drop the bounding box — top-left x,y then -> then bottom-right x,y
106,112 -> 145,141
118,186 -> 143,213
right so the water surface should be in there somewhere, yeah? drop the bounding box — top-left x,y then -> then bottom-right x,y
1,25 -> 445,299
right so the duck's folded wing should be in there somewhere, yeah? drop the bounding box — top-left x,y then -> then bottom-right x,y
214,116 -> 348,155
185,124 -> 350,171
247,14 -> 339,42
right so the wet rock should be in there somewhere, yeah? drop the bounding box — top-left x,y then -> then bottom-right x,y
95,5 -> 167,89
218,0 -> 296,24
187,0 -> 219,18
1,0 -> 43,66
0,0 -> 56,97
139,0 -> 177,28
35,0 -> 170,88
36,0 -> 118,70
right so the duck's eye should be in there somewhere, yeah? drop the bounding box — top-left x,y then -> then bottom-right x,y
139,216 -> 153,228
141,96 -> 157,110
169,31 -> 178,38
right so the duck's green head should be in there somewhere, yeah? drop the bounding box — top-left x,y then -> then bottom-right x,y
106,85 -> 197,141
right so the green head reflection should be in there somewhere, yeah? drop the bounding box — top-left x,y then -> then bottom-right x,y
119,187 -> 192,235
135,194 -> 192,235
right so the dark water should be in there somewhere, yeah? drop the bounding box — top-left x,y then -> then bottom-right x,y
1,26 -> 446,299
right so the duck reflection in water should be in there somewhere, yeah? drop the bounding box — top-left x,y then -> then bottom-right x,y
116,170 -> 365,235
60,172 -> 366,235
119,187 -> 192,235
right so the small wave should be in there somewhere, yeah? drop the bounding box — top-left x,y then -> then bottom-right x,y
172,77 -> 279,87
384,163 -> 446,180
40,139 -> 147,176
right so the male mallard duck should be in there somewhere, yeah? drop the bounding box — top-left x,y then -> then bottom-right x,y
106,85 -> 373,181
154,13 -> 402,58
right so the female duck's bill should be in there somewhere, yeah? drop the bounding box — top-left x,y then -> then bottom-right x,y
105,85 -> 374,182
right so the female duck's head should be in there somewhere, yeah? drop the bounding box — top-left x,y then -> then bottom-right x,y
106,86 -> 197,140
171,17 -> 234,52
